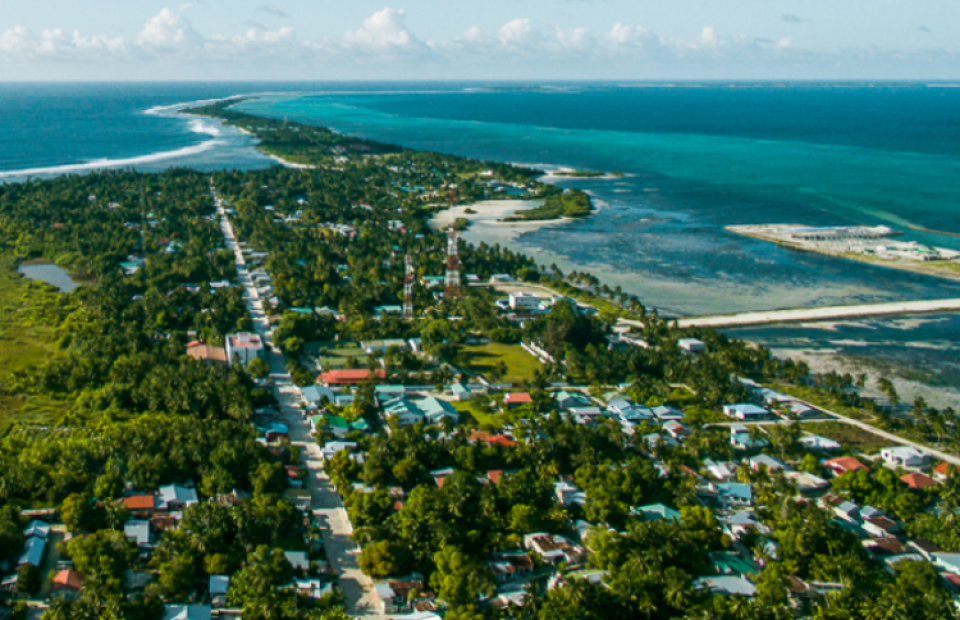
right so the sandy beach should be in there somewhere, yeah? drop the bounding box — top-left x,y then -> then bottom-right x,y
430,199 -> 574,245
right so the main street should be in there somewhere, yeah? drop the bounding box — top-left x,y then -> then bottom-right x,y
213,188 -> 387,620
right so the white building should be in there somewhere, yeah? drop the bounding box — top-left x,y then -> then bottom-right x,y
225,333 -> 265,365
509,292 -> 542,312
678,338 -> 707,353
880,446 -> 929,470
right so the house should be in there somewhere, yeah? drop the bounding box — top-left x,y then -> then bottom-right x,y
157,485 -> 199,511
749,454 -> 788,473
418,397 -> 460,424
18,535 -> 46,567
488,551 -> 535,583
862,516 -> 900,538
798,435 -> 842,452
523,533 -> 585,565
163,606 -> 212,620
284,551 -> 310,572
373,574 -> 427,615
383,398 -> 425,426
730,424 -> 768,450
554,391 -> 593,412
934,462 -> 953,481
933,553 -> 960,575
900,472 -> 936,489
723,404 -> 769,421
124,520 -> 155,549
449,383 -> 471,402
209,575 -> 229,606
292,578 -> 335,601
225,333 -> 264,365
631,503 -> 681,522
301,385 -> 337,406
880,446 -> 929,470
315,415 -> 350,438
51,569 -> 84,601
678,338 -> 707,353
821,495 -> 860,521
662,421 -> 691,441
320,441 -> 357,461
319,369 -> 386,385
716,483 -> 753,508
509,292 -> 543,311
642,432 -> 679,450
504,393 -> 533,409
705,459 -> 739,481
361,339 -> 408,355
694,576 -> 756,597
555,481 -> 587,506
785,471 -> 829,492
906,539 -> 943,561
652,405 -> 684,422
824,456 -> 869,476
23,520 -> 50,539
430,468 -> 455,488
123,495 -> 159,514
264,422 -> 289,442
186,342 -> 228,364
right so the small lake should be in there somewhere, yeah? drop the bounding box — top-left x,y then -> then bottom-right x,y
18,263 -> 80,293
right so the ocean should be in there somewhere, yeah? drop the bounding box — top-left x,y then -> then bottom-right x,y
1,82 -> 959,402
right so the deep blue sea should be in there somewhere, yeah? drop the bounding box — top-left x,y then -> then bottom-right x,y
1,82 -> 959,399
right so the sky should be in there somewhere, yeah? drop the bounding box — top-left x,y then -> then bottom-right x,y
0,1 -> 958,81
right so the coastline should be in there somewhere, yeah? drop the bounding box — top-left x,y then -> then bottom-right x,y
727,226 -> 960,283
767,345 -> 960,411
429,199 -> 577,245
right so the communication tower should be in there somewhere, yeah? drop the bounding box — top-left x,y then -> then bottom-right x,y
403,254 -> 416,319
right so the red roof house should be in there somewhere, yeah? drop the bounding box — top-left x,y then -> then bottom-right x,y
122,495 -> 158,512
504,393 -> 533,408
901,472 -> 937,490
318,369 -> 386,385
824,457 -> 869,476
52,569 -> 84,600
934,462 -> 953,481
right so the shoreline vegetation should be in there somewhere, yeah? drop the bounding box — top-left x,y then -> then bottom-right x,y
727,225 -> 960,282
500,187 -> 594,222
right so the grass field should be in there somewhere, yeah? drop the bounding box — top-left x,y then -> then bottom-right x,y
0,256 -> 71,433
459,342 -> 541,385
801,421 -> 889,454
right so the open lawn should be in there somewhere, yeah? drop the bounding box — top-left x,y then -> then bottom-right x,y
307,342 -> 367,371
0,256 -> 71,432
459,342 -> 541,385
801,421 -> 889,454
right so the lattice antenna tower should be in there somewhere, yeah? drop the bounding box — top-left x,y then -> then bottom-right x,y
403,254 -> 416,319
444,189 -> 463,300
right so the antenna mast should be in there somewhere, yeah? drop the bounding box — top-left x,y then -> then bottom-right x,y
403,254 -> 416,319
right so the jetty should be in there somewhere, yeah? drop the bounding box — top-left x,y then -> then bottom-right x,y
619,298 -> 960,330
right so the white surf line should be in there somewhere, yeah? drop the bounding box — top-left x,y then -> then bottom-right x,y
0,140 -> 225,179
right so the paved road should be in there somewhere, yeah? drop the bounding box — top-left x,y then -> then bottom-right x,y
214,189 -> 386,620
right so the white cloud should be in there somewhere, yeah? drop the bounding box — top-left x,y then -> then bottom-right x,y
342,8 -> 424,54
699,26 -> 719,48
556,27 -> 595,52
498,18 -> 534,47
137,8 -> 203,51
0,9 -> 956,79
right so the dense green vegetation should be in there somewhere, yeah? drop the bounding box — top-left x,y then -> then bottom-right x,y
502,188 -> 593,221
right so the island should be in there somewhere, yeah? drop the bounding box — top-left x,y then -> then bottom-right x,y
0,102 -> 954,620
728,223 -> 960,281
